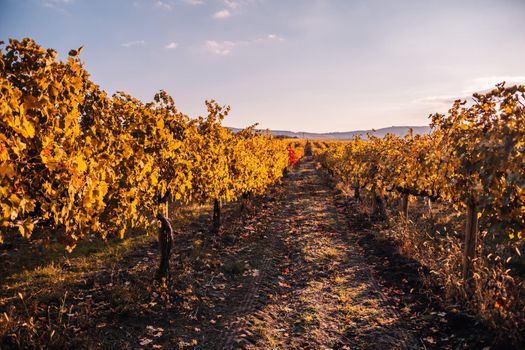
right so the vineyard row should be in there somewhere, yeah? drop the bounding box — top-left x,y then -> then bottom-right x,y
0,38 -> 304,278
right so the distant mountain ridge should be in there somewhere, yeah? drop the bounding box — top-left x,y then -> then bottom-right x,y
228,126 -> 431,140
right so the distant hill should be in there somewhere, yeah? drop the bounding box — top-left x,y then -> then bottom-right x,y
228,126 -> 431,140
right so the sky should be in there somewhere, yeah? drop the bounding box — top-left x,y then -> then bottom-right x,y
1,0 -> 524,133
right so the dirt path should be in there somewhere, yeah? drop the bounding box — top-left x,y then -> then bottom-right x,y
191,158 -> 419,349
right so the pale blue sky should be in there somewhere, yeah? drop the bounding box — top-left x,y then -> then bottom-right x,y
1,0 -> 524,132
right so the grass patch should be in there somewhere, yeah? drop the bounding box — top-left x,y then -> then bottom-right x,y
336,284 -> 383,325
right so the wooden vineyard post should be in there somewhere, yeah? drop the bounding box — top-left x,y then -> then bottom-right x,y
371,186 -> 386,220
166,196 -> 169,218
401,193 -> 409,219
462,199 -> 479,282
212,198 -> 221,233
156,197 -> 173,282
354,183 -> 361,201
371,186 -> 377,215
241,192 -> 252,212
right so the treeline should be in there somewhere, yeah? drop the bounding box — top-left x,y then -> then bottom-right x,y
0,38 -> 300,278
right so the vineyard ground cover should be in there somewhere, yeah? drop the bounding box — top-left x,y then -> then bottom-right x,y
0,199 -> 246,348
0,203 -> 211,291
0,158 -> 511,349
328,186 -> 501,349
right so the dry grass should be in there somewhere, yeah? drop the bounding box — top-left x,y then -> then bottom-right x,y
0,202 -> 213,349
377,195 -> 525,345
335,284 -> 383,330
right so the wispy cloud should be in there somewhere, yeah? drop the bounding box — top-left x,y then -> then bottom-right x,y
224,0 -> 240,9
161,0 -> 253,19
203,34 -> 285,55
213,9 -> 231,19
183,0 -> 204,5
42,0 -> 74,9
43,0 -> 75,5
121,40 -> 146,48
165,41 -> 179,49
267,34 -> 285,42
462,76 -> 525,94
413,95 -> 457,106
204,40 -> 236,55
224,0 -> 249,9
415,76 -> 525,108
212,1 -> 256,19
155,1 -> 173,10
